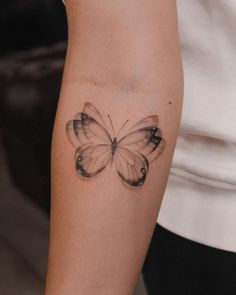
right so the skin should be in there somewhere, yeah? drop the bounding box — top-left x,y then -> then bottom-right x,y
45,1 -> 183,294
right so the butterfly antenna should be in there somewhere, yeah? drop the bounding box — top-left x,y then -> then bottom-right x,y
116,119 -> 130,138
107,114 -> 115,137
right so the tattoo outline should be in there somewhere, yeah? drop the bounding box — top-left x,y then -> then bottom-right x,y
66,102 -> 166,187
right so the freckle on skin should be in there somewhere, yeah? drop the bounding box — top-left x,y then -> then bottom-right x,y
168,101 -> 172,105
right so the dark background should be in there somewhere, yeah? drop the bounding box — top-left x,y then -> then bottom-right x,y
0,0 -> 67,56
0,0 -> 67,211
0,1 -> 67,294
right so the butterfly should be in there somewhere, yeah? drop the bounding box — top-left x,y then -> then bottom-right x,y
66,102 -> 166,187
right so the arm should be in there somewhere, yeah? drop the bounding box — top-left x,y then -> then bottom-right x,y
45,0 -> 183,294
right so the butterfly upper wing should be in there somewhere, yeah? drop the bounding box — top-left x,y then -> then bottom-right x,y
83,102 -> 107,128
115,146 -> 149,187
75,143 -> 111,177
118,115 -> 166,162
66,115 -> 85,147
66,112 -> 112,146
66,103 -> 112,178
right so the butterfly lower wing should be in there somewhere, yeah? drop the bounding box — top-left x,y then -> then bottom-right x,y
115,147 -> 149,187
75,143 -> 111,178
118,115 -> 166,162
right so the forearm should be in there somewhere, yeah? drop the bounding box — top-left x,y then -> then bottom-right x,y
45,1 -> 183,294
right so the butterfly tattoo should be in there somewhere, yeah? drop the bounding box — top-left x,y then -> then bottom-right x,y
66,102 -> 166,187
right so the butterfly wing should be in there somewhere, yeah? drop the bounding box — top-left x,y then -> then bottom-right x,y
118,115 -> 166,162
83,102 -> 108,128
66,110 -> 112,147
75,143 -> 111,178
66,103 -> 112,178
66,115 -> 86,147
115,146 -> 149,187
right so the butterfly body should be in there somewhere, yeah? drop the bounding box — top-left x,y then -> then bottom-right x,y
66,102 -> 166,187
111,137 -> 118,156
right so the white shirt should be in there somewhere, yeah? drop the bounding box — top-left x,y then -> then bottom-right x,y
158,0 -> 236,252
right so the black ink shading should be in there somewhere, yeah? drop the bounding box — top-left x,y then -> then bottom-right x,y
66,102 -> 166,187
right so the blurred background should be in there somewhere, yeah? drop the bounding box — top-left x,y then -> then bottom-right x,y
0,1 -> 66,294
0,1 -> 146,294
